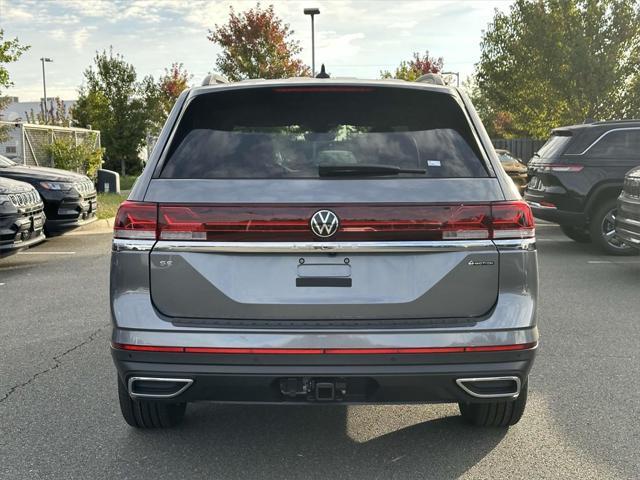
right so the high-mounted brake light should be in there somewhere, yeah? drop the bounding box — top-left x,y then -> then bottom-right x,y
272,87 -> 375,93
114,201 -> 158,240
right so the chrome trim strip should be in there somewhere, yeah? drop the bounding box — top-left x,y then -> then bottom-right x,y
616,215 -> 640,228
152,240 -> 496,254
456,376 -> 521,399
527,201 -> 557,210
493,238 -> 536,251
113,327 -> 539,347
112,238 -> 156,252
127,376 -> 194,399
565,127 -> 640,156
614,227 -> 640,245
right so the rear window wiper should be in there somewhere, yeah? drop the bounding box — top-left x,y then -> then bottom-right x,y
319,164 -> 426,177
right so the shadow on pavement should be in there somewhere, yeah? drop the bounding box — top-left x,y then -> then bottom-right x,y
116,404 -> 507,479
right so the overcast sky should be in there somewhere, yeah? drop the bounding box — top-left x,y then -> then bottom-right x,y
1,0 -> 513,101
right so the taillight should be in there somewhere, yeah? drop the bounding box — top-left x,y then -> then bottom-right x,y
157,204 -> 493,242
113,201 -> 158,239
147,202 -> 534,242
491,201 -> 535,239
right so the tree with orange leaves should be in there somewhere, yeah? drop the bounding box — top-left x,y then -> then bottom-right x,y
208,4 -> 310,80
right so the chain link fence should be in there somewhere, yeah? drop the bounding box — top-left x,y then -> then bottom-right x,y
0,122 -> 101,171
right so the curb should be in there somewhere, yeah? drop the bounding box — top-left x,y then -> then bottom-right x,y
63,217 -> 114,236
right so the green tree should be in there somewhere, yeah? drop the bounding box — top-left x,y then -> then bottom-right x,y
381,51 -> 444,81
0,30 -> 29,141
147,62 -> 191,134
475,0 -> 640,138
45,138 -> 104,178
73,48 -> 155,175
207,4 -> 309,80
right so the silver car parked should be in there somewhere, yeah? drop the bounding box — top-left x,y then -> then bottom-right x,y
110,77 -> 538,428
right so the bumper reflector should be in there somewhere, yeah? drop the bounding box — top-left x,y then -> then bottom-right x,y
112,342 -> 537,355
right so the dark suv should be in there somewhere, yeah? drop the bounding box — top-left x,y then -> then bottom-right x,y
524,120 -> 640,255
0,177 -> 46,256
0,155 -> 97,233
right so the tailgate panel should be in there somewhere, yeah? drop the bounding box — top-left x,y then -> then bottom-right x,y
149,249 -> 499,320
146,178 -> 505,322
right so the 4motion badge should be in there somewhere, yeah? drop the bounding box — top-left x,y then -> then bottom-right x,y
468,260 -> 495,266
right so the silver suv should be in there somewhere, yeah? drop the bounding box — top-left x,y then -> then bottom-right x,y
110,78 -> 538,428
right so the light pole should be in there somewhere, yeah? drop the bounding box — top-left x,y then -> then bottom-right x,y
40,57 -> 53,122
303,8 -> 320,77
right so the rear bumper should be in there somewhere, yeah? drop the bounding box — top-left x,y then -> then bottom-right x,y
112,343 -> 537,404
527,202 -> 585,226
524,190 -> 586,226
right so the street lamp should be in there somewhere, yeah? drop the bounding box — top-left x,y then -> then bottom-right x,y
40,57 -> 53,123
303,8 -> 320,77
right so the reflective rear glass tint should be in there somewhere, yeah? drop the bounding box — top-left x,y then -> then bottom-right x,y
161,86 -> 489,179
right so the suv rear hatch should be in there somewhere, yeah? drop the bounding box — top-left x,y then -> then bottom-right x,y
526,130 -> 579,192
119,85 -> 533,323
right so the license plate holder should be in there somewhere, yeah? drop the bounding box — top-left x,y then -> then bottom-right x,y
31,215 -> 44,231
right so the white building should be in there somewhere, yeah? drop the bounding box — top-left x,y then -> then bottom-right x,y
0,96 -> 76,123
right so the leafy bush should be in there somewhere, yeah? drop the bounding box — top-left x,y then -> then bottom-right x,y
45,138 -> 104,178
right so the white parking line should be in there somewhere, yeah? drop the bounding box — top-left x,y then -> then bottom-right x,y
17,251 -> 76,255
588,260 -> 640,264
0,283 -> 5,286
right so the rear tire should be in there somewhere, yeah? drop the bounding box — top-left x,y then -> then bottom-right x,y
458,381 -> 528,427
589,200 -> 638,256
560,224 -> 591,243
117,376 -> 187,428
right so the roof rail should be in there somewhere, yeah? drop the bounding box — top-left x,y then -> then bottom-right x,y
201,73 -> 229,86
591,118 -> 640,125
415,73 -> 445,85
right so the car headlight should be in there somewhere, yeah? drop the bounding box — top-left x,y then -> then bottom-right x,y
39,181 -> 74,191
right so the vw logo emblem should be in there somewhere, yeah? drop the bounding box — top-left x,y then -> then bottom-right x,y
310,210 -> 340,238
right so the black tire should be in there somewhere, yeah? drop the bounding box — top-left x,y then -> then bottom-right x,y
589,200 -> 638,256
560,224 -> 592,243
458,381 -> 528,427
117,376 -> 187,428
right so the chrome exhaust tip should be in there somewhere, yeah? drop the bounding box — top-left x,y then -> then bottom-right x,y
128,377 -> 193,399
456,376 -> 521,399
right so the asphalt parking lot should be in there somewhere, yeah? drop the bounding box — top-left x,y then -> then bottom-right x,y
1,224 -> 638,480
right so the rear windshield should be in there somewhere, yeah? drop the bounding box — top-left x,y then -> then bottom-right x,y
535,132 -> 572,160
160,86 -> 489,179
